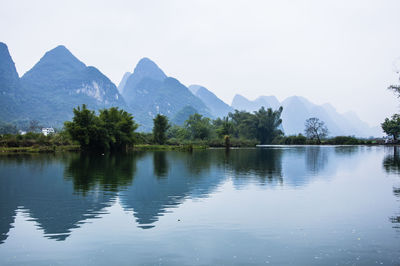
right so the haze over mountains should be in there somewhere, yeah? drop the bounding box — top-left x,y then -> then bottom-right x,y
231,94 -> 381,137
0,42 -> 380,137
119,58 -> 211,130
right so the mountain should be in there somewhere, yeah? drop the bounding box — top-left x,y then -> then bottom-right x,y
0,43 -> 381,136
117,72 -> 131,94
231,94 -> 280,112
171,106 -> 198,126
188,85 -> 233,118
122,58 -> 211,131
122,58 -> 166,101
0,43 -> 19,92
256,96 -> 281,110
19,45 -> 126,127
0,42 -> 23,121
231,94 -> 379,137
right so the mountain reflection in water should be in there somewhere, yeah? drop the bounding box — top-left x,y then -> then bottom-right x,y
0,146 -> 397,246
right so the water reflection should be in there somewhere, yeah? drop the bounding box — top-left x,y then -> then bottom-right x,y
383,146 -> 400,229
64,152 -> 142,193
225,148 -> 283,187
120,151 -> 225,229
383,146 -> 400,174
0,154 -> 115,242
0,146 -> 394,244
306,147 -> 328,174
153,151 -> 169,178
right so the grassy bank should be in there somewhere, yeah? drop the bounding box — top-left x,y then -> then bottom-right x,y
0,145 -> 80,154
0,132 -> 79,154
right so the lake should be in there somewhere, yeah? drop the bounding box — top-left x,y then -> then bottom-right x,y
0,146 -> 399,265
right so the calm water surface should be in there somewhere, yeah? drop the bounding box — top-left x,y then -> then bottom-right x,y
0,146 -> 399,265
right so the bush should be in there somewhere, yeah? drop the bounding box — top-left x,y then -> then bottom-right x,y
327,136 -> 361,145
134,132 -> 154,144
272,134 -> 306,145
0,131 -> 74,148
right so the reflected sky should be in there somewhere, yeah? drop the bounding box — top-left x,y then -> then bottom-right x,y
0,146 -> 399,265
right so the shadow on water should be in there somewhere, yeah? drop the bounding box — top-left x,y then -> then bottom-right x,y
382,146 -> 400,229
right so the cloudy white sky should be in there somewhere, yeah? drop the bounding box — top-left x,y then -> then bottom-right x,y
1,0 -> 399,126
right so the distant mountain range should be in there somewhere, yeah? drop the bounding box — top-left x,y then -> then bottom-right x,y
0,42 -> 381,136
232,94 -> 381,137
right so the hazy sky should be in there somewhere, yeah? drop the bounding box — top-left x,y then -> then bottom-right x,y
1,0 -> 399,126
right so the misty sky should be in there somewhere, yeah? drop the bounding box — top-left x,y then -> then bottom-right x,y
1,0 -> 399,126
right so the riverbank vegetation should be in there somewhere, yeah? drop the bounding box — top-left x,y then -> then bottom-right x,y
0,104 -> 384,153
0,131 -> 79,153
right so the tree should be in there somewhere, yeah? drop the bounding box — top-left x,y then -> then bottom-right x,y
253,106 -> 283,144
228,110 -> 257,139
153,114 -> 170,144
64,104 -> 104,149
65,104 -> 138,150
226,107 -> 283,144
385,72 -> 400,141
99,107 -> 138,149
185,113 -> 212,140
167,125 -> 190,141
382,114 -> 400,141
305,117 -> 328,144
214,117 -> 234,138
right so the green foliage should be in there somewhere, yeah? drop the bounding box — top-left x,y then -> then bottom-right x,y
185,113 -> 212,140
165,106 -> 283,146
64,104 -> 138,151
153,114 -> 170,144
64,104 -> 106,150
382,114 -> 400,140
228,110 -> 257,139
328,136 -> 361,145
214,117 -> 235,138
167,125 -> 190,140
226,107 -> 283,144
0,131 -> 74,148
254,106 -> 284,144
99,107 -> 138,149
134,132 -> 154,144
273,134 -> 307,145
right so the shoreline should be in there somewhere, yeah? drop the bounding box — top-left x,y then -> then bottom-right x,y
0,143 -> 394,154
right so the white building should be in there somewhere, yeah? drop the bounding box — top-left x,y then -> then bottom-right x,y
41,128 -> 55,136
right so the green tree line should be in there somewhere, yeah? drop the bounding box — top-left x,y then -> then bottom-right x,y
1,104 -> 377,151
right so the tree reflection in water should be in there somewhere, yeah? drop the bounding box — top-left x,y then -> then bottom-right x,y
153,151 -> 169,178
225,148 -> 283,187
382,146 -> 400,229
64,152 -> 143,193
